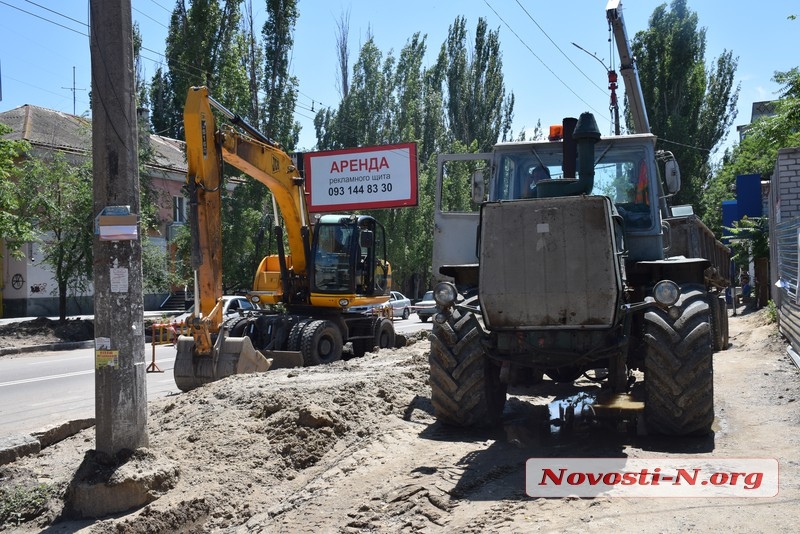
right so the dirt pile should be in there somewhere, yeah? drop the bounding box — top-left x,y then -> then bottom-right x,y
2,309 -> 800,533
0,318 -> 93,348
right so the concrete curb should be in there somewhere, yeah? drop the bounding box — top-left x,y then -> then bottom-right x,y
0,418 -> 95,466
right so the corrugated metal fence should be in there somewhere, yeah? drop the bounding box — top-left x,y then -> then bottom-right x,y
775,217 -> 800,347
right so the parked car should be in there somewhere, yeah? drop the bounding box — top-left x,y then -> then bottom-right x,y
388,291 -> 412,319
414,290 -> 437,322
170,295 -> 255,324
349,291 -> 412,320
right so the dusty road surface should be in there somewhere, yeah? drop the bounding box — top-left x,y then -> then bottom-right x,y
1,307 -> 799,533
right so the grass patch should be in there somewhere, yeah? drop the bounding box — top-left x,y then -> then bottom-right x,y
766,300 -> 778,324
0,483 -> 55,528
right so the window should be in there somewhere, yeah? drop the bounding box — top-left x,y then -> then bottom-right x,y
173,196 -> 186,223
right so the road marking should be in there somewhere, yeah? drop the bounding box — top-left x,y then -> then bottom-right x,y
0,370 -> 92,387
29,355 -> 90,365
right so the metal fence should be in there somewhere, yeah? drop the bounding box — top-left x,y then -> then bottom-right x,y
775,217 -> 800,348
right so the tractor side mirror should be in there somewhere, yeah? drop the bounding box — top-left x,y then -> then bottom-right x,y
664,159 -> 681,195
359,230 -> 374,248
471,169 -> 485,204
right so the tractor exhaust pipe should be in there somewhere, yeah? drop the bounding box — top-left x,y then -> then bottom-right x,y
537,112 -> 600,198
573,112 -> 601,195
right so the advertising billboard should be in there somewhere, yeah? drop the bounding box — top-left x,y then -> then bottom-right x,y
304,142 -> 418,212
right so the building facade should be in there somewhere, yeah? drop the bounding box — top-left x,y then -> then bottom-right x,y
0,104 -> 187,317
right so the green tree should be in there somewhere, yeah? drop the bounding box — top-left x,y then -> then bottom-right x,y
219,0 -> 300,291
631,0 -> 739,212
150,0 -> 246,139
242,0 -> 264,125
725,216 -> 768,268
312,16 -> 513,295
442,16 -> 514,151
16,153 -> 94,321
0,124 -> 34,256
261,0 -> 300,146
703,68 -> 800,234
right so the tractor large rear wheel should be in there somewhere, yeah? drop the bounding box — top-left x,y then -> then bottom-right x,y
709,293 -> 729,352
429,310 -> 506,427
644,284 -> 714,436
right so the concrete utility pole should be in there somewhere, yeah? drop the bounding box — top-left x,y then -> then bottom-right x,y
89,0 -> 148,459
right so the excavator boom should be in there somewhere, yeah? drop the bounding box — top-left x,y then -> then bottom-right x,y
175,86 -> 396,392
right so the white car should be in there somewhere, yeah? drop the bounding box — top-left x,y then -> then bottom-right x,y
387,291 -> 412,319
349,291 -> 412,320
170,295 -> 255,324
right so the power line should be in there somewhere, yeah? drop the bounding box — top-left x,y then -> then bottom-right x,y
482,0 -> 608,121
0,0 -> 85,36
133,6 -> 169,29
24,0 -> 86,28
147,0 -> 173,15
513,0 -> 607,95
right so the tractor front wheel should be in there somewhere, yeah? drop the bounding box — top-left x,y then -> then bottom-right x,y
429,310 -> 506,427
644,284 -> 714,436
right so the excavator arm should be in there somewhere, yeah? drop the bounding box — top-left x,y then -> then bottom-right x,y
176,86 -> 395,392
183,86 -> 312,354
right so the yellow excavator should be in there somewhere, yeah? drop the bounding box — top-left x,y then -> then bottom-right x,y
174,86 -> 396,392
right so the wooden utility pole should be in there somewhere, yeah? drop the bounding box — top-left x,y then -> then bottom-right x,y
89,0 -> 148,459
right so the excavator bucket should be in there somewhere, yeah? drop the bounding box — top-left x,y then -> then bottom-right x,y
174,335 -> 274,392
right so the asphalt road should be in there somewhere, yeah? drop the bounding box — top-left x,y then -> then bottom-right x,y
0,344 -> 179,439
0,315 -> 431,439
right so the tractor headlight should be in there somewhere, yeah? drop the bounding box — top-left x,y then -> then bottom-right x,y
434,282 -> 458,308
338,298 -> 350,308
653,280 -> 680,307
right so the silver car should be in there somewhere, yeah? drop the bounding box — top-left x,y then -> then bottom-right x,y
387,291 -> 412,320
414,290 -> 436,322
349,290 -> 412,320
171,295 -> 255,324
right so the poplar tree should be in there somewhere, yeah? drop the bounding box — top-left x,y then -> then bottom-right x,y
631,0 -> 739,211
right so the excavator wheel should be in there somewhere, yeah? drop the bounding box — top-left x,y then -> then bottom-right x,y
301,319 -> 344,366
373,317 -> 395,350
288,318 -> 313,351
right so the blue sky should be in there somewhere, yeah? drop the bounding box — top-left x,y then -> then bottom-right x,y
0,0 -> 797,158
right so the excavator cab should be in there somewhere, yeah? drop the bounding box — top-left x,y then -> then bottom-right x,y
311,215 -> 390,298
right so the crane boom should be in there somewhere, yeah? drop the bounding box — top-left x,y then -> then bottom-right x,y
606,0 -> 650,134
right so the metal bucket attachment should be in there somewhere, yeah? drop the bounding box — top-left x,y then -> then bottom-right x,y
217,336 -> 272,376
175,336 -> 206,392
173,335 -> 273,392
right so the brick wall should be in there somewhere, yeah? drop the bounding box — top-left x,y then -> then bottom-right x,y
770,147 -> 800,349
775,147 -> 800,222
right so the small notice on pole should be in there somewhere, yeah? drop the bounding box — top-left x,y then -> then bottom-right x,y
95,337 -> 118,369
95,205 -> 138,241
110,267 -> 129,293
